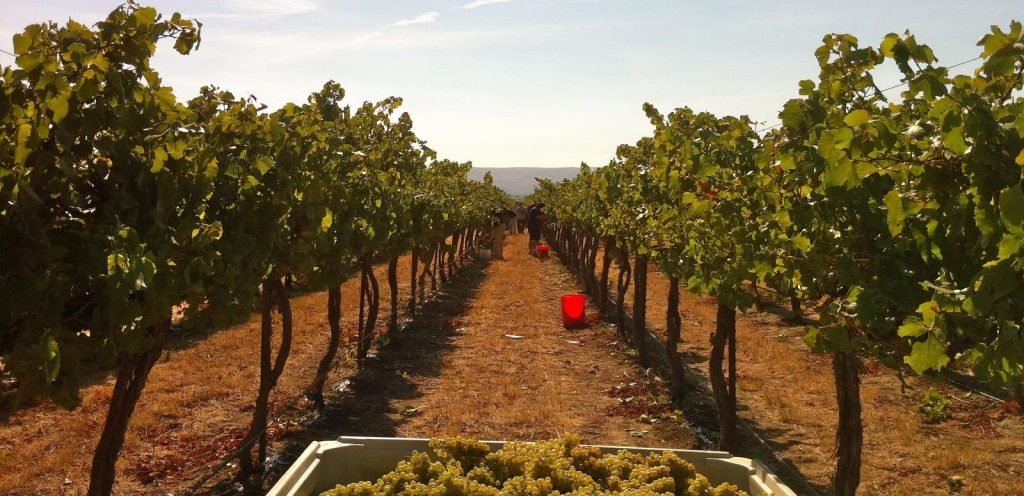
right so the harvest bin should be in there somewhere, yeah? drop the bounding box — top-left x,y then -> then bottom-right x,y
561,293 -> 587,328
268,436 -> 797,496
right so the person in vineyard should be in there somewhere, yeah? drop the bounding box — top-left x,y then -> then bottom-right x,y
527,202 -> 547,256
490,208 -> 512,260
505,204 -> 517,234
513,201 -> 528,234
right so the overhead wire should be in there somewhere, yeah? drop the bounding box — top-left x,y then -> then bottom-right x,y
755,55 -> 984,134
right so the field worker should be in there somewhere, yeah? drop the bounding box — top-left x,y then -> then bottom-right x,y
491,209 -> 508,260
527,202 -> 547,256
513,201 -> 528,233
505,204 -> 516,234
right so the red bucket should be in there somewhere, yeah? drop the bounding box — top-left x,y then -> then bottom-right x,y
561,293 -> 586,328
537,244 -> 550,260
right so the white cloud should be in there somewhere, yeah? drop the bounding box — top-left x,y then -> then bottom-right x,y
339,31 -> 385,48
225,0 -> 318,17
202,25 -> 533,63
461,0 -> 511,9
392,11 -> 441,27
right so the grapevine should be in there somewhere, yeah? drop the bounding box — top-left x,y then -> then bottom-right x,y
537,21 -> 1024,496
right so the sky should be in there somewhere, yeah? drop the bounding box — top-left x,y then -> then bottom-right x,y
2,1 -> 1021,168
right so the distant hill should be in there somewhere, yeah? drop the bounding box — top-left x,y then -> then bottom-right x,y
467,167 -> 580,198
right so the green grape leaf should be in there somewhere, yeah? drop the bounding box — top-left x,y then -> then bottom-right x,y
44,336 -> 61,383
880,33 -> 900,57
942,127 -> 969,155
824,159 -> 853,187
998,235 -> 1023,259
898,317 -> 928,337
133,7 -> 159,25
833,127 -> 854,150
151,147 -> 168,173
46,94 -> 70,123
321,209 -> 333,231
78,77 -> 100,100
798,79 -> 815,96
780,100 -> 807,129
204,158 -> 219,179
803,327 -> 823,353
822,326 -> 854,353
969,263 -> 1019,314
167,139 -> 187,160
905,334 -> 950,374
15,123 -> 33,164
884,189 -> 906,235
12,32 -> 32,54
791,234 -> 811,253
16,52 -> 44,71
843,109 -> 871,128
1000,183 -> 1024,236
255,157 -> 273,175
1016,149 -> 1024,166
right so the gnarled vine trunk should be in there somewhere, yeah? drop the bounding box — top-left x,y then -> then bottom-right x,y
710,302 -> 737,452
449,232 -> 460,274
599,237 -> 615,314
437,243 -> 446,284
409,251 -> 419,316
616,246 -> 631,337
358,257 -> 380,359
666,276 -> 686,406
358,264 -> 367,357
421,247 -> 435,299
584,235 -> 599,294
306,285 -> 341,410
432,247 -> 439,289
388,255 -> 399,333
833,349 -> 863,496
239,277 -> 293,479
632,254 -> 650,368
88,318 -> 169,496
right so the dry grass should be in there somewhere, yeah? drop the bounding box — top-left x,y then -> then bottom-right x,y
596,248 -> 1024,495
0,257 -> 415,495
289,233 -> 699,452
5,239 -> 1021,496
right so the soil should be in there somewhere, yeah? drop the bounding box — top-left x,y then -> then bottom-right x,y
0,256 -> 418,495
596,249 -> 1024,496
0,234 -> 1021,496
281,234 -> 696,451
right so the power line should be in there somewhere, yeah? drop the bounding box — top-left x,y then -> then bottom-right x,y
0,48 -> 16,57
756,55 -> 984,134
877,55 -> 982,92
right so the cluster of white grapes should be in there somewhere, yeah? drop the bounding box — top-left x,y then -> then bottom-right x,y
320,437 -> 747,495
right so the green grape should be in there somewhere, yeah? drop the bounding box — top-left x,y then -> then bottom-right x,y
319,437 -> 749,496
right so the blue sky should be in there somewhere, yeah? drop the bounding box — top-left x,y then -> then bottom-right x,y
2,1 -> 1021,167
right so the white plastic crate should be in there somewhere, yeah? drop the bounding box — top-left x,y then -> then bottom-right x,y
268,436 -> 798,496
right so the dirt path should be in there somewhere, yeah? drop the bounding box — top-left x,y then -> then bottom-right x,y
288,233 -> 697,460
10,231 -> 1016,495
392,233 -> 696,447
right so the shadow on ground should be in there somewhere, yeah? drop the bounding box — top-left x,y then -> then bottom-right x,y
253,258 -> 491,492
559,255 -> 828,496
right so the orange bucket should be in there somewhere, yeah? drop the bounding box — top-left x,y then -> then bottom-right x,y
537,244 -> 550,260
561,293 -> 586,328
